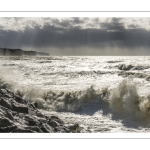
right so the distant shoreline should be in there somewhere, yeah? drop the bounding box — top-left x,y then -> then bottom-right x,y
0,48 -> 50,56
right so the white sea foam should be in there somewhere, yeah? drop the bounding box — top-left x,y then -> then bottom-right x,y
108,79 -> 150,121
1,56 -> 150,132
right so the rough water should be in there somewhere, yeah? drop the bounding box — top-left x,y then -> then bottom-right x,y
1,56 -> 150,132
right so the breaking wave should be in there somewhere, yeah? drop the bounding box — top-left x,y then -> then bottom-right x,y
118,72 -> 150,81
0,74 -> 108,112
117,64 -> 150,71
32,79 -> 150,121
16,86 -> 109,112
108,79 -> 150,121
1,68 -> 150,121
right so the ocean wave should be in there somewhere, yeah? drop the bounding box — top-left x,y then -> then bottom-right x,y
1,69 -> 150,121
18,86 -> 108,112
107,60 -> 123,63
36,79 -> 150,121
40,70 -> 114,77
108,79 -> 150,121
0,75 -> 109,112
118,71 -> 150,81
117,64 -> 150,71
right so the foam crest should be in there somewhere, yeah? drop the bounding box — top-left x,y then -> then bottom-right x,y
108,79 -> 150,120
17,85 -> 106,112
109,80 -> 139,113
2,65 -> 150,121
0,75 -> 105,112
39,86 -> 103,112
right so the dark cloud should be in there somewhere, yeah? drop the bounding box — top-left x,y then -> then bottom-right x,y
100,18 -> 125,31
71,18 -> 84,24
0,17 -> 150,55
51,19 -> 72,28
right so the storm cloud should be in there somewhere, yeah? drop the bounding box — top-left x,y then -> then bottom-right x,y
0,17 -> 150,55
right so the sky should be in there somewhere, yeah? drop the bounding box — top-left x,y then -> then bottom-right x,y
0,17 -> 150,55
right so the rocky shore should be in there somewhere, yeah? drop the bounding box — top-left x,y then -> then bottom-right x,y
0,88 -> 81,133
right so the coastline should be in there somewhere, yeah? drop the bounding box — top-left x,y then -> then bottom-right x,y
0,85 -> 81,133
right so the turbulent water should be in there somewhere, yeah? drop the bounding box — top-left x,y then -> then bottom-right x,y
1,56 -> 150,132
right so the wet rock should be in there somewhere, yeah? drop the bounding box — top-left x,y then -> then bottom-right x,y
3,94 -> 13,98
0,116 -> 13,127
48,120 -> 60,128
12,111 -> 17,116
36,111 -> 45,117
0,89 -> 14,98
0,125 -> 17,132
25,126 -> 43,133
54,126 -> 70,133
0,87 -> 81,133
12,103 -> 28,114
32,102 -> 38,108
0,89 -> 8,95
24,115 -> 40,126
49,115 -> 64,125
67,123 -> 81,133
14,96 -> 27,104
40,123 -> 54,133
0,106 -> 14,120
0,98 -> 12,110
29,102 -> 38,110
12,127 -> 35,133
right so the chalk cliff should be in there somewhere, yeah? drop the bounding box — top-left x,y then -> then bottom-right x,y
0,48 -> 49,56
37,52 -> 50,56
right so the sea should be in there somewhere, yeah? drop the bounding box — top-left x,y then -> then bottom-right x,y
1,56 -> 150,133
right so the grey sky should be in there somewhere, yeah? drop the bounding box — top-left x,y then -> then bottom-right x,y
0,17 -> 150,55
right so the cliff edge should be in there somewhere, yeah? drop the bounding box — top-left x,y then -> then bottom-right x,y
0,48 -> 49,56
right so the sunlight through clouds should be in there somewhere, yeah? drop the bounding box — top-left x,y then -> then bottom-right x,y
0,17 -> 150,55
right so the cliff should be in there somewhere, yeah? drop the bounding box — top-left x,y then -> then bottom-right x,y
37,52 -> 50,56
0,48 -> 49,56
22,50 -> 37,56
0,48 -> 24,56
